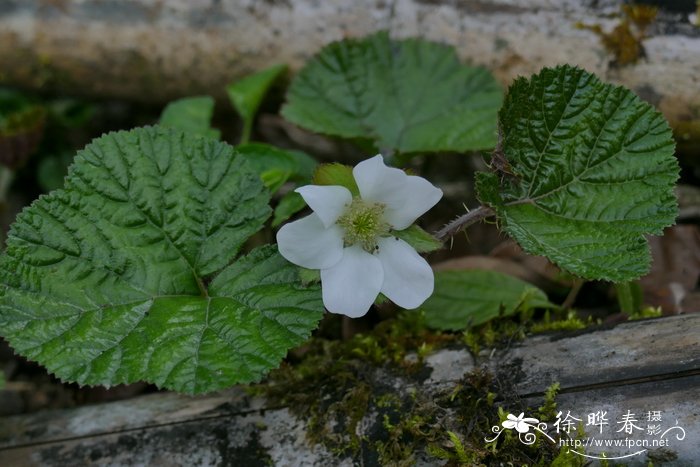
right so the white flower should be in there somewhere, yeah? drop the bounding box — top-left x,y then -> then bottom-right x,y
502,413 -> 540,434
276,155 -> 443,318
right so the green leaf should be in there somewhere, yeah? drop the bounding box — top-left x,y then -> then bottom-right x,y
0,126 -> 323,394
159,96 -> 220,140
478,65 -> 679,282
392,225 -> 442,253
272,191 -> 307,227
423,270 -> 555,331
227,64 -> 288,143
312,163 -> 359,196
282,31 -> 502,153
286,149 -> 318,181
237,143 -> 317,193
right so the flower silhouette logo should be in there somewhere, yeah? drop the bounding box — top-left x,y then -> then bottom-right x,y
485,412 -> 553,446
502,412 -> 540,433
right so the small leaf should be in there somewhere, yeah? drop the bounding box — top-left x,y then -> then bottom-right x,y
478,65 -> 679,282
227,64 -> 287,143
159,96 -> 220,140
237,143 -> 317,193
282,32 -> 502,153
423,270 -> 555,331
392,225 -> 442,253
0,126 -> 323,394
313,163 -> 359,196
273,191 -> 307,227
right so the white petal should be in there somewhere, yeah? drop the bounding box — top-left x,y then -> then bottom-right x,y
353,155 -> 442,230
376,237 -> 434,309
515,423 -> 531,434
276,214 -> 344,269
295,185 -> 352,228
502,421 -> 517,429
320,245 -> 383,318
353,155 -> 406,204
381,176 -> 443,230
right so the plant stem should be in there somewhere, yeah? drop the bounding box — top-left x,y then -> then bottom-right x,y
561,278 -> 584,310
0,166 -> 15,250
240,119 -> 253,145
435,205 -> 495,241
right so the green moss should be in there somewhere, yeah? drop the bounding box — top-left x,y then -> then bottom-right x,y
538,382 -> 560,422
251,312 -> 456,457
530,310 -> 592,333
252,311 -> 597,464
627,306 -> 663,321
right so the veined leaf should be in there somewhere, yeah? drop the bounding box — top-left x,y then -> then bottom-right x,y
0,126 -> 323,394
423,270 -> 555,331
478,66 -> 679,282
282,32 -> 502,154
159,96 -> 220,140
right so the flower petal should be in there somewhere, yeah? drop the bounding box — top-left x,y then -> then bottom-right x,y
382,176 -> 443,230
515,422 -> 531,434
353,155 -> 406,201
295,185 -> 352,228
320,245 -> 383,318
276,213 -> 344,269
353,155 -> 442,230
376,237 -> 434,309
502,421 -> 517,429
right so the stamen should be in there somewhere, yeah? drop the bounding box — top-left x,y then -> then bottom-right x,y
337,199 -> 390,251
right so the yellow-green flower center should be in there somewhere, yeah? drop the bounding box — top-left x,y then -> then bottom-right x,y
337,199 -> 390,251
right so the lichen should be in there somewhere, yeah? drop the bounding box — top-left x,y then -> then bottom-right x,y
577,4 -> 658,66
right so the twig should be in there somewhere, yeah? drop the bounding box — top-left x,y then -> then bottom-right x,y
434,205 -> 495,241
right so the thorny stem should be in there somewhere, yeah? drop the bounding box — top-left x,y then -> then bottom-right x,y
434,205 -> 495,241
